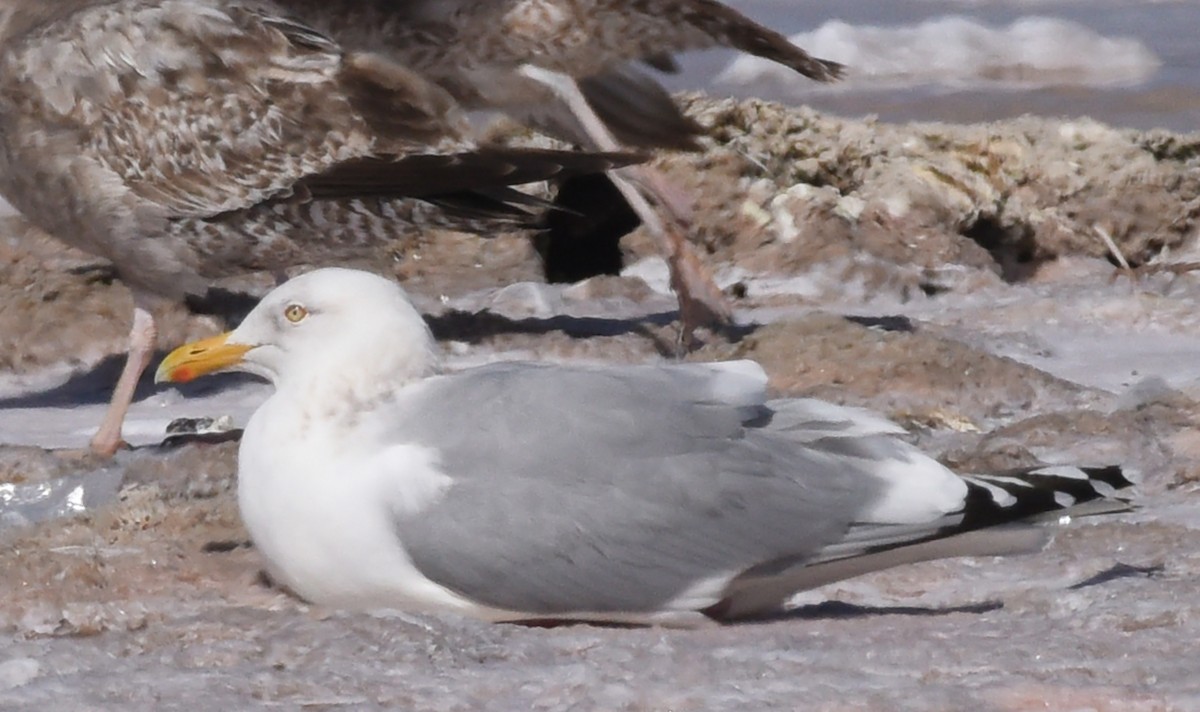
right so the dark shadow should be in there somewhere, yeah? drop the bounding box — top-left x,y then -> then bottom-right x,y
0,306 -> 920,413
67,262 -> 119,284
505,600 -> 1006,629
3,295 -> 806,412
426,308 -> 760,358
844,315 -> 915,333
0,311 -> 699,411
201,539 -> 252,554
0,284 -> 266,411
2,310 -> 711,411
1067,562 -> 1164,590
508,618 -> 647,630
960,215 -> 1044,283
731,599 -> 1004,624
428,308 -> 670,356
0,307 -> 922,411
157,429 -> 244,450
0,354 -> 257,410
184,287 -> 263,328
424,307 -> 678,342
535,173 -> 638,283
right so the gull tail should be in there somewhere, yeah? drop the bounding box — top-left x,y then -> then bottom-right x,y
714,464 -> 1134,621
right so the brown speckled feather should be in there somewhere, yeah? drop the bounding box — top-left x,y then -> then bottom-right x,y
0,0 -> 635,297
278,0 -> 842,148
281,0 -> 840,80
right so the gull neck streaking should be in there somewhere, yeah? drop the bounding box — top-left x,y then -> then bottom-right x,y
157,268 -> 1133,625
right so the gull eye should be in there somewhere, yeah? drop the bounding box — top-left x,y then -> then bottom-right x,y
283,303 -> 308,324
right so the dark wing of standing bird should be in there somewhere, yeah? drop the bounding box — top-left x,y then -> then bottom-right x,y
0,0 -> 643,456
0,1 -> 639,298
277,0 -> 843,149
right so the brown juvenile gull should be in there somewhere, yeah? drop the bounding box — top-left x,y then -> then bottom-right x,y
156,268 -> 1133,625
0,1 -> 640,456
279,0 -> 846,336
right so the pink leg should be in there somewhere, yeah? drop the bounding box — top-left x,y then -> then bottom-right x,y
519,66 -> 733,340
621,165 -> 731,342
90,302 -> 157,456
629,164 -> 695,227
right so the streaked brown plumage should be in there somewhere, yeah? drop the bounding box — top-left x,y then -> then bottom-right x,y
0,0 -> 639,455
281,0 -> 842,150
279,0 -> 844,331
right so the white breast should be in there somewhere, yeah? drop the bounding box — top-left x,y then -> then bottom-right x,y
236,395 -> 507,617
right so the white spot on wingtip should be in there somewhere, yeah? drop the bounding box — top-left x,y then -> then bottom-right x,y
66,485 -> 86,513
965,477 -> 1018,508
1032,465 -> 1089,480
979,475 -> 1035,488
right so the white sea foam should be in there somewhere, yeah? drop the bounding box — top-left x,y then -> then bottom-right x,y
718,15 -> 1160,91
917,0 -> 1193,4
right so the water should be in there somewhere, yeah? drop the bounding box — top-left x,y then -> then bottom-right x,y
668,0 -> 1200,132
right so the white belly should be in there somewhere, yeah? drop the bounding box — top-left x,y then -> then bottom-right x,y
236,400 -> 507,618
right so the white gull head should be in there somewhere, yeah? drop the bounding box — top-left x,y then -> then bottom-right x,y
157,268 -> 439,402
232,268 -> 437,386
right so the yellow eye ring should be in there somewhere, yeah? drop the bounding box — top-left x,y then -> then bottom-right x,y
284,304 -> 308,323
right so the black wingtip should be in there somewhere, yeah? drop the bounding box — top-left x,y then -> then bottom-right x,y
1074,464 -> 1135,490
184,287 -> 262,326
959,464 -> 1134,531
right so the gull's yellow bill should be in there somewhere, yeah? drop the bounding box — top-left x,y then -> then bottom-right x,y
155,333 -> 251,384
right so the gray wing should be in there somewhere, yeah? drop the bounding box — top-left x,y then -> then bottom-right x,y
386,361 -> 890,616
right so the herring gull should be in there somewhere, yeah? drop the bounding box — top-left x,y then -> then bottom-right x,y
279,0 -> 846,335
0,1 -> 639,455
155,268 -> 1134,625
